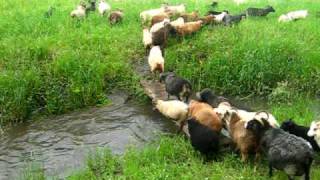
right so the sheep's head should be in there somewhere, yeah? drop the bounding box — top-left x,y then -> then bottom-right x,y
266,6 -> 275,12
280,119 -> 295,131
246,118 -> 271,135
159,72 -> 175,83
196,88 -> 216,104
308,121 -> 320,137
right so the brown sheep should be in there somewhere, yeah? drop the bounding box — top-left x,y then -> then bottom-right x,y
151,14 -> 170,27
188,100 -> 222,132
175,20 -> 202,37
109,10 -> 123,25
200,14 -> 215,25
180,11 -> 199,22
225,111 -> 261,162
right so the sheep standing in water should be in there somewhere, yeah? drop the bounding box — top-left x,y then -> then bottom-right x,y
246,6 -> 275,17
159,72 -> 192,103
153,99 -> 188,131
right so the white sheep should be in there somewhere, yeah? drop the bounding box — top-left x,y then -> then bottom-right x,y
170,17 -> 184,28
278,10 -> 308,22
150,18 -> 170,33
154,99 -> 188,123
148,46 -> 164,76
214,12 -> 228,23
70,4 -> 86,18
162,4 -> 186,15
308,121 -> 320,147
98,0 -> 111,16
143,28 -> 152,49
140,8 -> 167,24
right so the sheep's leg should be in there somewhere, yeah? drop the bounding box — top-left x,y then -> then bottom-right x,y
304,161 -> 312,180
167,94 -> 170,100
268,163 -> 273,177
185,95 -> 189,103
240,152 -> 248,162
176,95 -> 181,101
178,119 -> 186,134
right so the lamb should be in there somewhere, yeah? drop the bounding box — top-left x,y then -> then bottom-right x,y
213,11 -> 228,23
109,10 -> 123,25
188,100 -> 223,132
151,14 -> 169,27
281,119 -> 320,152
159,72 -> 192,103
148,46 -> 164,77
70,3 -> 87,18
142,28 -> 152,54
180,11 -> 199,22
175,20 -> 203,37
223,13 -> 246,26
260,127 -> 314,180
278,10 -> 308,22
188,118 -> 220,156
246,6 -> 275,17
154,99 -> 188,130
140,8 -> 166,25
162,4 -> 186,16
98,0 -> 111,16
308,121 -> 320,150
224,111 -> 264,162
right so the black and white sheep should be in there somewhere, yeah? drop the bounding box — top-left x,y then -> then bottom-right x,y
98,0 -> 111,16
308,121 -> 320,150
246,6 -> 275,17
86,0 -> 96,13
281,119 -> 320,152
188,118 -> 220,156
258,126 -> 314,180
223,13 -> 246,26
159,72 -> 192,103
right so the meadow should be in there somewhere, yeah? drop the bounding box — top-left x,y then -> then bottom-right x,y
1,0 -> 320,179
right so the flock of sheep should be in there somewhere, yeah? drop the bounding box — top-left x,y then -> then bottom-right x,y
60,1 -> 316,179
140,2 -> 316,180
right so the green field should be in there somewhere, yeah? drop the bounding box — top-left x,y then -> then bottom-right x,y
1,0 -> 320,179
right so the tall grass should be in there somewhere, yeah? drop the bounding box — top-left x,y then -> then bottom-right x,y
1,0 -> 319,125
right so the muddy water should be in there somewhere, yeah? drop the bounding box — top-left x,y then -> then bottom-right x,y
0,92 -> 176,179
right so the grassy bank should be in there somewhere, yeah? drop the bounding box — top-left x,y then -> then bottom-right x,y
1,0 -> 320,125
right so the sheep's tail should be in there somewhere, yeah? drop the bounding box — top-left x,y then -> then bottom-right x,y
155,63 -> 164,73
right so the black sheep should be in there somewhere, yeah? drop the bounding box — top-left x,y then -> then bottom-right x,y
223,13 -> 246,26
159,72 -> 192,103
246,5 -> 275,17
151,22 -> 172,53
188,118 -> 220,156
259,127 -> 314,180
281,119 -> 320,152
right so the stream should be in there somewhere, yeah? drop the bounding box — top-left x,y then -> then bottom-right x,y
0,92 -> 176,179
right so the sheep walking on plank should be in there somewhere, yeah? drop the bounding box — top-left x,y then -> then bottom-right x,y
150,19 -> 171,51
188,118 -> 220,157
308,121 -> 320,149
70,3 -> 87,18
259,125 -> 314,180
153,99 -> 188,131
109,10 -> 123,25
189,100 -> 223,132
246,6 -> 275,17
278,10 -> 308,22
159,72 -> 192,103
98,0 -> 111,16
148,46 -> 164,78
281,119 -> 320,152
